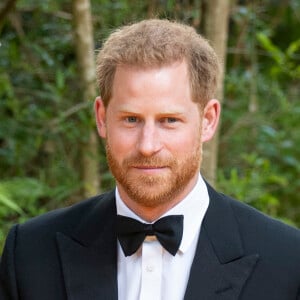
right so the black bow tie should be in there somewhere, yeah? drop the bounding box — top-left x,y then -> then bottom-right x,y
116,214 -> 184,257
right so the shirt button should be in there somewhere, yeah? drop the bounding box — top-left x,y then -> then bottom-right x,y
146,265 -> 154,272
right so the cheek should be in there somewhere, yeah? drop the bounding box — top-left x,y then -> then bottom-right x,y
163,129 -> 201,155
107,129 -> 137,156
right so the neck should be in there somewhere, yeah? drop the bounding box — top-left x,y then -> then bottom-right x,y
117,174 -> 199,222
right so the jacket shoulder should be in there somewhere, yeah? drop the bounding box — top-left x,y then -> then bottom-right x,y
18,190 -> 115,237
3,190 -> 115,260
0,190 -> 115,299
223,193 -> 300,256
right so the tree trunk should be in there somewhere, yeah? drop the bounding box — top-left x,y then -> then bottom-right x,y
200,0 -> 231,186
0,0 -> 17,30
147,0 -> 157,18
72,0 -> 99,197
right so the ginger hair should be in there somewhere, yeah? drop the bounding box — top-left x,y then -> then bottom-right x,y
96,19 -> 220,109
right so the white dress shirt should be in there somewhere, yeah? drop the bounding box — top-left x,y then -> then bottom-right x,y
116,174 -> 209,300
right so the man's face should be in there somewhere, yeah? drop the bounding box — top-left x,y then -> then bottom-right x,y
95,61 -> 219,218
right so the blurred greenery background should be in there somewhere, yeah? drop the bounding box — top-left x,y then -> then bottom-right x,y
0,0 -> 299,253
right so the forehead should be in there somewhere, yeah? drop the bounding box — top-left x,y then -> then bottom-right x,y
107,61 -> 200,115
112,61 -> 189,94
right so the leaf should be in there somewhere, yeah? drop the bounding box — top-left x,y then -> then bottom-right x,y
256,32 -> 284,65
56,69 -> 65,91
286,39 -> 300,57
0,186 -> 24,215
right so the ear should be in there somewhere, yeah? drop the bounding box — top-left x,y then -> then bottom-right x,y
94,96 -> 107,138
201,99 -> 221,142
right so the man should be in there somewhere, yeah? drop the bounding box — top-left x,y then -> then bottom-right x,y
0,19 -> 300,300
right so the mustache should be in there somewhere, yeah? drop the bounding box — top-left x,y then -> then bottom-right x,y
123,155 -> 175,168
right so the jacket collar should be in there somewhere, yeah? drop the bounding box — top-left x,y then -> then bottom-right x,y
56,190 -> 118,300
184,183 -> 259,299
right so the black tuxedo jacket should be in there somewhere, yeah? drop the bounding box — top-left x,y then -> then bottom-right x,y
1,184 -> 300,300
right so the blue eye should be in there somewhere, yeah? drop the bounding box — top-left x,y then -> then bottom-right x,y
126,116 -> 137,123
167,117 -> 177,123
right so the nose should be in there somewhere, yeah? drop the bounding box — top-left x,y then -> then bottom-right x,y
137,121 -> 162,156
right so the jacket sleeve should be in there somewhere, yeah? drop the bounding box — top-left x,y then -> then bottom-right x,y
0,225 -> 20,300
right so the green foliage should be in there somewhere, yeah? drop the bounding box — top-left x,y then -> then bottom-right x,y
0,178 -> 46,249
218,154 -> 296,227
0,178 -> 46,216
220,1 -> 300,227
257,33 -> 300,79
0,1 -> 87,251
0,175 -> 81,250
0,185 -> 24,215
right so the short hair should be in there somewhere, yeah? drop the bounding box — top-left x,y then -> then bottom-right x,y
96,19 -> 220,109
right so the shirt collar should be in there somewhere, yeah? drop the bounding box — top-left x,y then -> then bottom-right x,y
115,173 -> 209,254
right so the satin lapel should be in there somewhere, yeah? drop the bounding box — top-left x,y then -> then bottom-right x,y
56,191 -> 118,300
184,184 -> 259,300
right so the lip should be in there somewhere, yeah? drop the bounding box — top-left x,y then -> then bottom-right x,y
131,166 -> 168,174
132,165 -> 166,169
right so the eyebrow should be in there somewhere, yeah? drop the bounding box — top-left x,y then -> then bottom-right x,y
117,110 -> 186,118
116,105 -> 187,115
